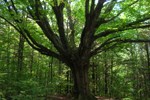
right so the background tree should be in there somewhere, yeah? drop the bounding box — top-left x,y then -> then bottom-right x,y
0,0 -> 150,100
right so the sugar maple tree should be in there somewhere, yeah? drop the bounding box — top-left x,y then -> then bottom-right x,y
0,0 -> 150,99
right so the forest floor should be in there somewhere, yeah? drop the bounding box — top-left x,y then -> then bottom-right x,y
46,95 -> 114,100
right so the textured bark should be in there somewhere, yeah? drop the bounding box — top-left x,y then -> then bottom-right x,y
70,63 -> 97,100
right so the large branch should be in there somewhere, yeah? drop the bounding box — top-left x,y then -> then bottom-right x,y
82,0 -> 106,34
90,0 -> 95,14
85,0 -> 90,20
79,0 -> 106,56
23,29 -> 61,59
94,16 -> 150,40
91,37 -> 150,56
90,36 -> 119,56
52,2 -> 68,51
94,0 -> 106,18
0,15 -> 61,60
28,0 -> 65,54
1,0 -> 63,60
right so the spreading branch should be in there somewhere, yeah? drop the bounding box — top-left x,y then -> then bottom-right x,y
91,38 -> 150,56
94,16 -> 150,40
52,2 -> 69,51
90,36 -> 120,56
79,0 -> 106,56
28,0 -> 65,54
0,15 -> 61,60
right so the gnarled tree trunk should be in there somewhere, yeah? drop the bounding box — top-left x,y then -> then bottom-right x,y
70,62 -> 97,100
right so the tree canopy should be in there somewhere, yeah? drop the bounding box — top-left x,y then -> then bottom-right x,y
0,0 -> 150,60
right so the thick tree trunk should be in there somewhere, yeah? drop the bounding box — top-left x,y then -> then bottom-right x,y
70,63 -> 97,100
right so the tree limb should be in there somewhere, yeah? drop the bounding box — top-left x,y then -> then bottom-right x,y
28,0 -> 65,54
0,15 -> 61,60
52,2 -> 68,51
79,0 -> 106,56
90,36 -> 119,56
91,38 -> 150,56
94,16 -> 150,40
85,0 -> 90,20
23,29 -> 61,60
90,0 -> 95,14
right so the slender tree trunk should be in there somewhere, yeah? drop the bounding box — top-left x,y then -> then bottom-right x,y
104,52 -> 108,96
66,70 -> 72,94
16,34 -> 24,95
17,34 -> 24,72
144,43 -> 150,99
104,65 -> 108,96
30,49 -> 34,74
58,61 -> 62,94
49,57 -> 53,82
66,70 -> 69,93
110,54 -> 114,97
92,62 -> 96,94
70,63 -> 97,100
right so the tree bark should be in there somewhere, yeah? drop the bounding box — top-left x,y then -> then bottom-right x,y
70,63 -> 97,100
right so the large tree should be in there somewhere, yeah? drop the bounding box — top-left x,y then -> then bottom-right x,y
0,0 -> 150,99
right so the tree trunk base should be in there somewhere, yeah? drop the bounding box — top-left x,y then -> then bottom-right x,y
70,63 -> 97,100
